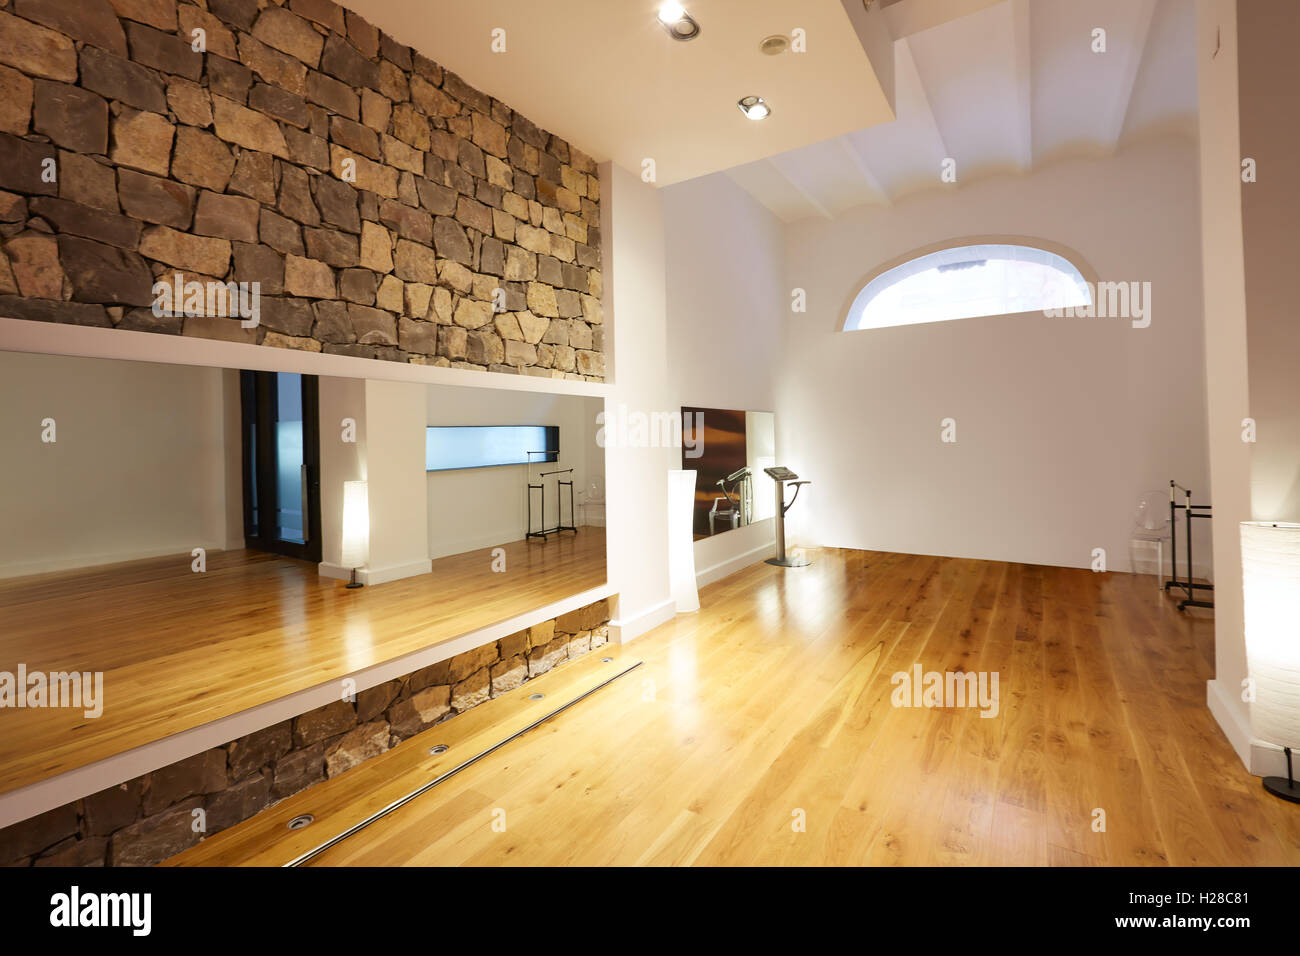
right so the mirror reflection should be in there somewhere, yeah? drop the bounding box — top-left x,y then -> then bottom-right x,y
680,407 -> 775,540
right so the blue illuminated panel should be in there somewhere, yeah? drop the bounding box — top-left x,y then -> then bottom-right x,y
426,425 -> 558,471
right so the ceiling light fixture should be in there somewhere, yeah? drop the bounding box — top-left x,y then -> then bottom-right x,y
759,35 -> 789,55
657,2 -> 701,40
737,95 -> 771,121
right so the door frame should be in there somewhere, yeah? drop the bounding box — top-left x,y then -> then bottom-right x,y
239,370 -> 322,563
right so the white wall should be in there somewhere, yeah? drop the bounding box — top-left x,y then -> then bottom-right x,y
1193,0 -> 1254,768
318,377 -> 431,584
601,162 -> 676,640
662,172 -> 787,579
1201,0 -> 1300,778
776,138 -> 1211,575
1239,2 -> 1300,526
317,375 -> 367,572
362,379 -> 432,583
0,350 -> 236,576
424,385 -> 602,557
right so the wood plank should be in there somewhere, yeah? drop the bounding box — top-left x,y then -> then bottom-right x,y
152,547 -> 1293,867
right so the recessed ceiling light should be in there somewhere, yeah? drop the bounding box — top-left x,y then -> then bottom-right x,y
657,2 -> 700,40
760,35 -> 789,55
737,95 -> 771,121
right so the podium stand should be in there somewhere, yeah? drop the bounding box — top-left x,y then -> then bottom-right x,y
763,465 -> 811,568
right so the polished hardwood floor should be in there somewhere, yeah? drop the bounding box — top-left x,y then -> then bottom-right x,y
0,530 -> 606,796
170,548 -> 1300,866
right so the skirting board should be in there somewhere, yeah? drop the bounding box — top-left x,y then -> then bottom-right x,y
695,539 -> 775,589
1205,677 -> 1295,779
608,597 -> 677,645
0,543 -> 229,580
1207,677 -> 1253,769
0,581 -> 613,830
318,559 -> 433,586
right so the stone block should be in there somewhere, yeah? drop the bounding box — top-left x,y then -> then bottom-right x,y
108,796 -> 203,867
117,168 -> 194,228
194,190 -> 260,242
252,6 -> 324,67
325,720 -> 389,777
386,685 -> 450,740
291,698 -> 356,748
140,225 -> 231,275
226,720 -> 292,781
143,748 -> 227,815
32,81 -> 108,154
126,21 -> 202,81
272,742 -> 325,798
110,108 -> 173,176
0,10 -> 77,82
82,778 -> 143,837
30,196 -> 140,248
204,771 -> 271,833
212,95 -> 289,157
58,235 -> 154,305
284,253 -> 335,297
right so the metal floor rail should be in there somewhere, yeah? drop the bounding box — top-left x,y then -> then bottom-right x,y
284,659 -> 643,867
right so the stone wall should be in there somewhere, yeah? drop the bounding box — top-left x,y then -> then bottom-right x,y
0,0 -> 605,380
0,599 -> 611,866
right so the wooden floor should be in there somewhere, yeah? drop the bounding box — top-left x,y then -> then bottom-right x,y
178,548 -> 1299,866
0,529 -> 606,796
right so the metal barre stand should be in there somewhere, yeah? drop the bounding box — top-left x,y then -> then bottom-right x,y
1164,479 -> 1213,611
525,451 -> 577,540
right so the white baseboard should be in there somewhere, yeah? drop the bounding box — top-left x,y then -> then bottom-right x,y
1207,677 -> 1252,769
609,597 -> 676,645
0,543 -> 226,579
695,540 -> 773,588
318,558 -> 432,585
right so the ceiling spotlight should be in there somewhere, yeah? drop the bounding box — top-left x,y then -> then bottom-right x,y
657,2 -> 700,40
737,95 -> 771,121
760,35 -> 790,56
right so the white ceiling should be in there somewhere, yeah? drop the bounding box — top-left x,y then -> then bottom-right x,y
725,0 -> 1199,222
346,0 -> 897,186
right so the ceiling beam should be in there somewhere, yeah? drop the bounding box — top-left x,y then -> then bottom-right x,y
840,138 -> 893,207
882,0 -> 1004,40
897,37 -> 950,165
764,156 -> 834,221
1100,0 -> 1159,149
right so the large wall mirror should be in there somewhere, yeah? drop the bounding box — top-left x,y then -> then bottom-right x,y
680,407 -> 776,539
0,347 -> 607,636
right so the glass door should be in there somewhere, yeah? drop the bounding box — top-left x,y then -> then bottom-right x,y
240,371 -> 321,562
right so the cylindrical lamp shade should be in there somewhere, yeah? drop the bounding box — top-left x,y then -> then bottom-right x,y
1241,521 -> 1300,751
341,480 -> 369,571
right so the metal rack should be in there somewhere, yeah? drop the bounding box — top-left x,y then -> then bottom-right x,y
1164,479 -> 1213,611
525,451 -> 577,540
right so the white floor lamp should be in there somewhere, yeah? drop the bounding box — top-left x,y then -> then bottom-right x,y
342,479 -> 369,590
1241,520 -> 1300,803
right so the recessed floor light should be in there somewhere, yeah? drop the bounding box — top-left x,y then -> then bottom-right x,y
657,2 -> 700,40
738,96 -> 772,120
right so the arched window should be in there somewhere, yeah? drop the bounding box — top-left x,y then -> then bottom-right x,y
843,242 -> 1092,331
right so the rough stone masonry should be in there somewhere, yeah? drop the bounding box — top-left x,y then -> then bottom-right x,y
0,0 -> 605,380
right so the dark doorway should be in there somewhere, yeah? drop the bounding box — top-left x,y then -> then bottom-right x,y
240,371 -> 322,562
